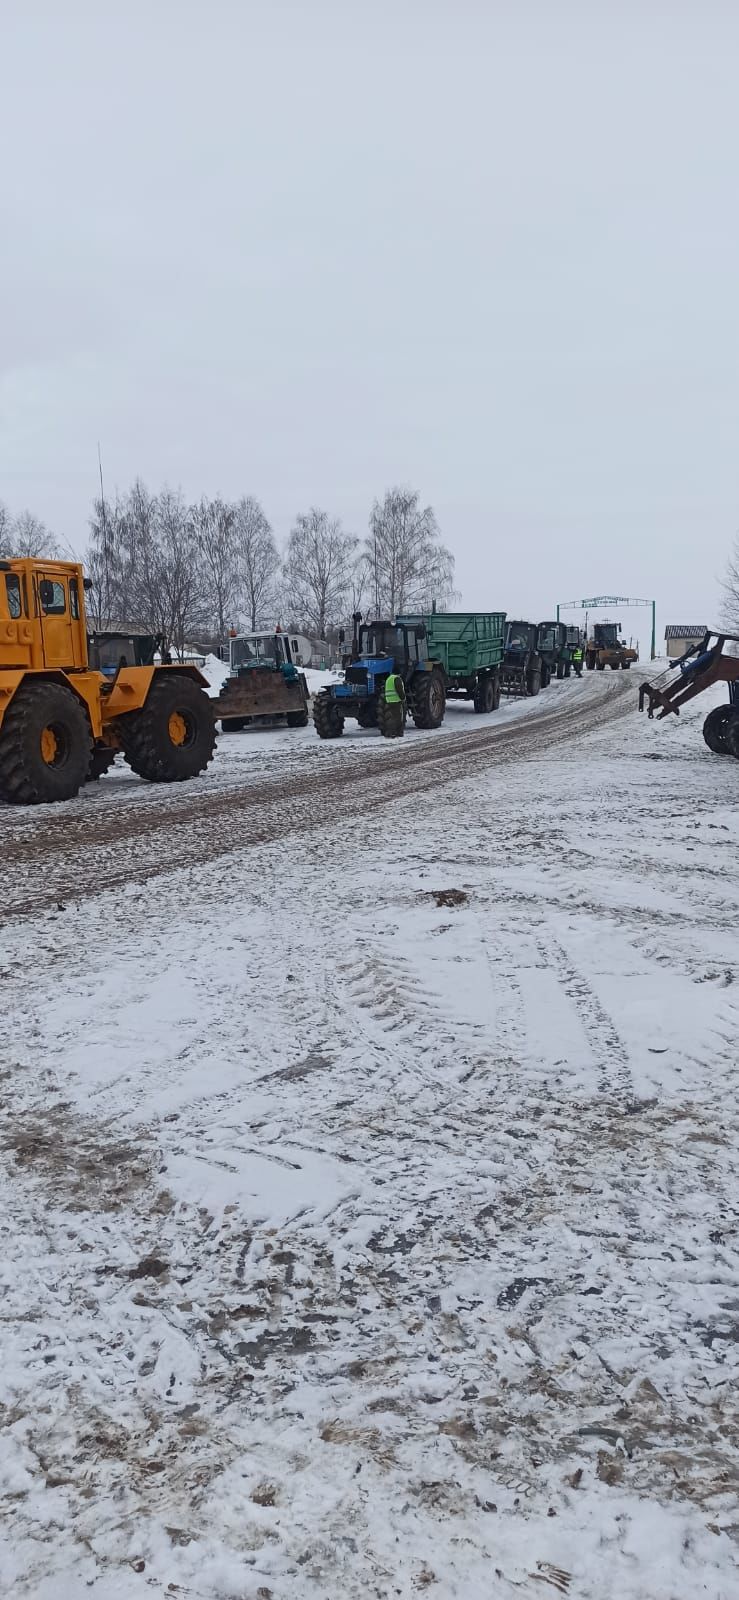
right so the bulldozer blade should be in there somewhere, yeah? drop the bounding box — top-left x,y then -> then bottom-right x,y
213,667 -> 308,723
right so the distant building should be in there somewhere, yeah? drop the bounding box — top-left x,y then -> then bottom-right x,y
664,624 -> 707,660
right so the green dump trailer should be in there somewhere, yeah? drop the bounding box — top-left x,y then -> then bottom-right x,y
398,611 -> 506,714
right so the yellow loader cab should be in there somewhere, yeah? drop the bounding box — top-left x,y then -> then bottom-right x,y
0,558 -> 216,804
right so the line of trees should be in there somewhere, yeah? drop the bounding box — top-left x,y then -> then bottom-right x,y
1,484 -> 456,656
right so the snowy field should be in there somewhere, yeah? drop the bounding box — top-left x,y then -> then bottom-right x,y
1,669 -> 738,1598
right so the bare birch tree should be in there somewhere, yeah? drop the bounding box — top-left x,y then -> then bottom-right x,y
722,535 -> 739,631
283,509 -> 358,638
366,487 -> 455,616
193,495 -> 236,641
233,496 -> 280,629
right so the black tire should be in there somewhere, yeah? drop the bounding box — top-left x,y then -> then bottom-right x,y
564,662 -> 572,678
355,704 -> 378,729
622,661 -> 631,670
473,675 -> 497,715
220,717 -> 247,733
377,697 -> 405,738
526,669 -> 541,697
409,670 -> 446,729
596,660 -> 605,671
556,662 -> 565,680
119,674 -> 216,782
725,712 -> 739,759
703,704 -> 735,755
0,680 -> 92,805
286,706 -> 309,728
586,657 -> 595,671
313,693 -> 344,739
86,746 -> 116,782
540,664 -> 551,688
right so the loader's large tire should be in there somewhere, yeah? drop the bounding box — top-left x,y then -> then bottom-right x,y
410,670 -> 446,728
703,704 -> 736,755
313,693 -> 344,738
86,746 -> 116,783
474,674 -> 498,715
0,680 -> 92,805
286,706 -> 309,728
120,675 -> 216,782
526,669 -> 541,697
355,704 -> 378,729
725,711 -> 739,759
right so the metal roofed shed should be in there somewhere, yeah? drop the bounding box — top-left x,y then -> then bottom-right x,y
664,625 -> 708,659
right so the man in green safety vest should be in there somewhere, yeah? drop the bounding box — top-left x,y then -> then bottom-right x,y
381,671 -> 406,738
572,646 -> 583,677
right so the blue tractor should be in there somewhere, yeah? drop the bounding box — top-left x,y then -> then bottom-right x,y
312,615 -> 446,739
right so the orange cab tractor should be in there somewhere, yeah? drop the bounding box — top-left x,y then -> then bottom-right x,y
0,558 -> 215,804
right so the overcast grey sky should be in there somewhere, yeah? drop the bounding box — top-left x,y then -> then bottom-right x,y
2,1 -> 738,652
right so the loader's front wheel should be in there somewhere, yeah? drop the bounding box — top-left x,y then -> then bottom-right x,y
704,704 -> 737,755
725,712 -> 739,760
120,676 -> 216,782
0,681 -> 92,805
313,693 -> 344,738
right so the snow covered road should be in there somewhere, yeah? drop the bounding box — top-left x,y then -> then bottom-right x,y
1,672 -> 738,1599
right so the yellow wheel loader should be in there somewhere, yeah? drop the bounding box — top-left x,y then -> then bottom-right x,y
0,558 -> 215,804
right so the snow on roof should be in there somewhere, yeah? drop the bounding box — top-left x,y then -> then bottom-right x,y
664,624 -> 707,639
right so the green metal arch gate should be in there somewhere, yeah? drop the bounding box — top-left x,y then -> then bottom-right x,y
556,595 -> 656,660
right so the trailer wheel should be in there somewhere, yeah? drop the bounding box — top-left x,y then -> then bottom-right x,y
596,660 -> 605,671
0,681 -> 92,805
526,669 -> 541,697
410,670 -> 446,729
586,656 -> 595,671
703,704 -> 736,754
725,712 -> 739,759
474,675 -> 497,714
286,707 -> 309,728
120,676 -> 216,782
313,693 -> 344,739
220,717 -> 247,733
355,704 -> 378,728
621,661 -> 631,670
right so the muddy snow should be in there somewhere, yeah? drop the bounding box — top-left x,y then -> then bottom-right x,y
1,672 -> 738,1599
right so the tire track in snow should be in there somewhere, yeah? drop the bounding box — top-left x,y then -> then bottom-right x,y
1,677 -> 634,923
